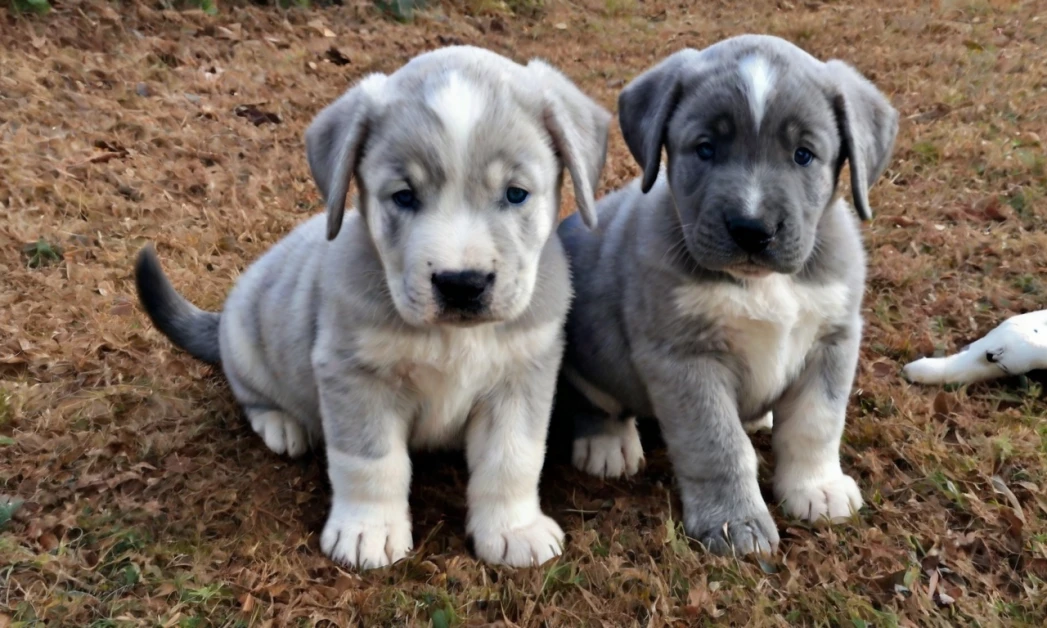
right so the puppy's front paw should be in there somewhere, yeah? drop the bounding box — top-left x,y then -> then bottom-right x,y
320,501 -> 413,570
688,508 -> 780,557
572,417 -> 645,479
249,410 -> 309,459
470,512 -> 565,568
777,473 -> 863,523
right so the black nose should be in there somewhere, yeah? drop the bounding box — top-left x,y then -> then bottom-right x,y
726,216 -> 777,254
432,270 -> 495,312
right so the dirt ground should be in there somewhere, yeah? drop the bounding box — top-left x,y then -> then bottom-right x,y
2,0 -> 1047,625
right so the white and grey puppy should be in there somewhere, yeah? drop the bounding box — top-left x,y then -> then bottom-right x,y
555,35 -> 898,556
134,46 -> 611,570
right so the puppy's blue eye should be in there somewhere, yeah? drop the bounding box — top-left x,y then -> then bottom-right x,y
794,147 -> 814,167
391,190 -> 418,210
505,187 -> 529,205
697,142 -> 715,161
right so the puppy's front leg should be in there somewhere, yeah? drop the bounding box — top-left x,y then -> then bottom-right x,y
314,355 -> 414,570
465,351 -> 565,568
642,355 -> 779,556
772,325 -> 863,523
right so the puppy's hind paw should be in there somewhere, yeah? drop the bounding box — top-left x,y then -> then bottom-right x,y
778,473 -> 863,524
249,410 -> 309,459
320,502 -> 413,571
572,417 -> 645,479
471,512 -> 565,568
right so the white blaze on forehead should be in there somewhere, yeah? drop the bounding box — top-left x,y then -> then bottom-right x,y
738,54 -> 776,131
428,72 -> 487,152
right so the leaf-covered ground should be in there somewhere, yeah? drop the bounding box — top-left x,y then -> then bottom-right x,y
2,0 -> 1047,625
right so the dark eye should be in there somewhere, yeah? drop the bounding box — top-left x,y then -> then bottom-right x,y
697,142 -> 715,161
505,187 -> 529,205
391,189 -> 418,210
793,147 -> 814,167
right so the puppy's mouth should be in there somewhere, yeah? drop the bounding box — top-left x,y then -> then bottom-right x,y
724,260 -> 776,280
434,308 -> 498,327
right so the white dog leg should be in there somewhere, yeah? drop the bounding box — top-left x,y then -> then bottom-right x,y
773,339 -> 863,524
320,444 -> 414,570
903,310 -> 1047,385
465,374 -> 564,568
572,416 -> 645,479
773,390 -> 862,523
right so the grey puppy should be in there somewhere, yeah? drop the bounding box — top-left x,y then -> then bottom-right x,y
556,34 -> 898,555
134,46 -> 611,570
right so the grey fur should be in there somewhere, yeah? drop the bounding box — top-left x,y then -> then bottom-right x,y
557,34 -> 898,556
135,46 -> 611,570
135,244 -> 221,365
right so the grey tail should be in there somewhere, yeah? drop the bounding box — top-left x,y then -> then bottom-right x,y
134,244 -> 222,365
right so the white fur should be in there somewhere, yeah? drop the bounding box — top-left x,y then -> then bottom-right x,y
428,72 -> 486,155
772,386 -> 862,522
673,275 -> 851,407
744,411 -> 774,434
357,73 -> 389,105
903,309 -> 1047,385
738,54 -> 776,131
742,176 -> 763,218
464,352 -> 565,566
572,417 -> 645,479
353,320 -> 562,450
428,211 -> 495,274
249,409 -> 309,458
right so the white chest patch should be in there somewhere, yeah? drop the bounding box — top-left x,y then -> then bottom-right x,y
738,54 -> 776,132
673,275 -> 851,405
354,320 -> 561,450
427,72 -> 487,155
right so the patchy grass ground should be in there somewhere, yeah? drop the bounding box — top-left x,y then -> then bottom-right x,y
2,0 -> 1047,625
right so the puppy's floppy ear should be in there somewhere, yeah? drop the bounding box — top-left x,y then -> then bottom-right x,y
527,59 -> 612,229
824,60 -> 899,221
618,50 -> 697,194
305,73 -> 388,241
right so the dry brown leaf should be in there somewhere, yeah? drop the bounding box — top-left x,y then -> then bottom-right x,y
38,531 -> 59,551
164,454 -> 193,474
871,361 -> 895,378
932,391 -> 952,418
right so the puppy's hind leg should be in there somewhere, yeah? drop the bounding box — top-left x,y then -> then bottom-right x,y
572,415 -> 645,479
559,370 -> 644,479
246,407 -> 310,459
